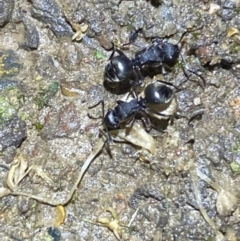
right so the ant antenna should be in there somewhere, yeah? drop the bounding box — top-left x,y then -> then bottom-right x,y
176,27 -> 206,88
156,80 -> 182,92
88,100 -> 113,142
177,31 -> 189,46
180,53 -> 206,88
88,101 -> 115,160
177,26 -> 203,50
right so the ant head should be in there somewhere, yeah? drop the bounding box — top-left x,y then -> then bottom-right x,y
162,31 -> 189,66
104,109 -> 120,129
144,82 -> 174,105
162,42 -> 180,66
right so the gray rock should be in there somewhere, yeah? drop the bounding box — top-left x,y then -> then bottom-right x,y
0,0 -> 14,26
0,115 -> 26,150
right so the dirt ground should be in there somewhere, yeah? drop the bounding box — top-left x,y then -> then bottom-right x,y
1,0 -> 240,240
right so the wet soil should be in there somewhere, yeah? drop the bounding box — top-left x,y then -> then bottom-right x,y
1,0 -> 240,240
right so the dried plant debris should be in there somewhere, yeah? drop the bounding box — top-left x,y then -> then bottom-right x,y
196,169 -> 238,216
85,208 -> 127,240
190,162 -> 239,240
191,167 -> 223,239
0,187 -> 11,198
85,207 -> 141,240
71,23 -> 88,41
6,153 -> 31,191
110,122 -> 156,155
0,137 -> 106,206
55,205 -> 66,226
2,153 -> 54,194
0,126 -> 154,207
227,27 -> 240,38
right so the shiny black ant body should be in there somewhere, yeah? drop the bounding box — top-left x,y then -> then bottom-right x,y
89,81 -> 177,141
104,30 -> 206,92
104,32 -> 186,89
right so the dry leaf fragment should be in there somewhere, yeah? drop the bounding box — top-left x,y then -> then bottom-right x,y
209,3 -> 221,14
55,205 -> 66,226
0,187 -> 11,198
197,169 -> 238,216
227,27 -> 240,38
14,154 -> 28,186
6,153 -> 30,190
71,23 -> 88,41
31,166 -> 54,185
88,208 -> 124,240
11,136 -> 106,206
216,189 -> 238,216
110,122 -> 156,154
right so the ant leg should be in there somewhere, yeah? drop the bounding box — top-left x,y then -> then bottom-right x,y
88,100 -> 104,119
124,110 -> 152,132
88,100 -> 113,142
173,112 -> 188,119
182,66 -> 206,89
130,66 -> 145,95
122,28 -> 143,47
129,30 -> 140,43
108,47 -> 116,61
108,44 -> 128,60
99,128 -> 109,139
115,48 -> 128,57
128,88 -> 138,99
88,100 -> 105,119
186,109 -> 204,126
178,26 -> 203,48
180,54 -> 206,88
185,67 -> 206,87
177,31 -> 189,47
87,113 -> 102,120
105,128 -> 113,143
156,80 -> 182,92
125,116 -> 136,128
171,109 -> 204,126
99,128 -> 114,143
98,129 -> 115,159
151,36 -> 163,45
88,100 -> 104,110
140,112 -> 152,132
123,87 -> 138,102
132,66 -> 144,87
161,65 -> 168,75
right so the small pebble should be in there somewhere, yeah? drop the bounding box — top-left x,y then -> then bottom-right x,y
47,227 -> 61,241
193,97 -> 202,106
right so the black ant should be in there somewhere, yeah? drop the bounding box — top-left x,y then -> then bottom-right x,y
89,81 -> 178,141
104,29 -> 206,92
